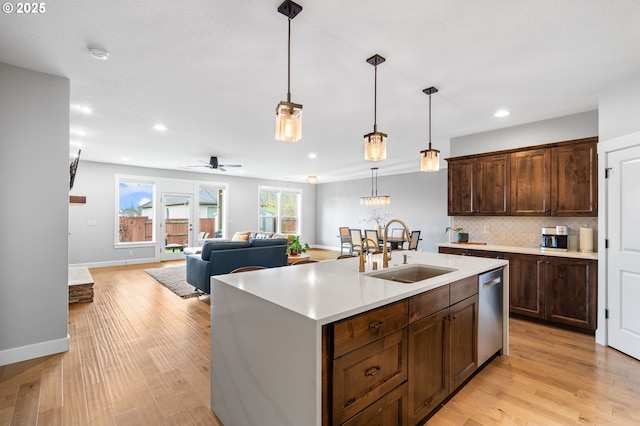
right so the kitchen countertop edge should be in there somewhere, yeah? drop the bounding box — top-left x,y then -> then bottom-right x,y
438,242 -> 598,260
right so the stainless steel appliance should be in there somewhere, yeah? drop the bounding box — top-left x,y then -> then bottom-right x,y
541,225 -> 568,252
478,268 -> 503,366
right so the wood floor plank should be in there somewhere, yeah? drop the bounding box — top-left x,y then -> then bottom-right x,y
1,251 -> 639,426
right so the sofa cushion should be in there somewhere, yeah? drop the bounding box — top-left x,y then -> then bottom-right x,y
231,231 -> 252,241
201,240 -> 251,259
250,238 -> 289,247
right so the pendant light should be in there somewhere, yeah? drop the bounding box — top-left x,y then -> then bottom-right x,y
420,86 -> 440,172
275,0 -> 303,142
360,167 -> 390,205
363,54 -> 387,161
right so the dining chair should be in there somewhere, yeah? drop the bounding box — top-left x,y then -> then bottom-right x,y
339,227 -> 352,255
389,228 -> 405,250
349,229 -> 364,255
365,229 -> 382,253
407,230 -> 421,251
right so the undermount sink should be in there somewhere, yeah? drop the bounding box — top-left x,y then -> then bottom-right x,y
365,264 -> 457,284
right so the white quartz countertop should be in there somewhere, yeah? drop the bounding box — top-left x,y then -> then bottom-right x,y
438,242 -> 598,260
211,251 -> 507,325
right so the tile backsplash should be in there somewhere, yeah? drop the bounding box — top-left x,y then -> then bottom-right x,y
449,216 -> 598,251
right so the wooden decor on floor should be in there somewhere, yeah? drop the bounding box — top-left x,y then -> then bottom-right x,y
1,255 -> 639,425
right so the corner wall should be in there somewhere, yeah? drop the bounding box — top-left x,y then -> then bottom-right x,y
0,63 -> 70,365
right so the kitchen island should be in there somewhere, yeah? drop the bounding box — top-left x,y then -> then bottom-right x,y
210,251 -> 508,425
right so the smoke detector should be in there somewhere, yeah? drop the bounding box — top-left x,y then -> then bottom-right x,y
88,46 -> 109,60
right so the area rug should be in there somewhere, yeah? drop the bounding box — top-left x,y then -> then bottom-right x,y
144,265 -> 203,299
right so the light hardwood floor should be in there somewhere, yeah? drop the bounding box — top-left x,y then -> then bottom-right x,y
1,250 -> 639,425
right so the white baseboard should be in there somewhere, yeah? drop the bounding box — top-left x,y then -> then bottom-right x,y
0,334 -> 69,366
69,257 -> 159,269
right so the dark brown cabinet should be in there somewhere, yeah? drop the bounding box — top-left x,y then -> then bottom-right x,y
505,253 -> 545,319
550,140 -> 598,216
447,155 -> 510,216
510,148 -> 551,215
439,247 -> 597,332
447,158 -> 475,215
324,275 -> 485,425
476,154 -> 510,215
447,137 -> 597,217
545,257 -> 597,330
407,276 -> 478,426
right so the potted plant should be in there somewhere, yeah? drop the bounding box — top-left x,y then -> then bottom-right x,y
288,235 -> 310,255
445,226 -> 469,243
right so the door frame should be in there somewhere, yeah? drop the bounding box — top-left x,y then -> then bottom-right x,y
160,192 -> 194,261
597,130 -> 640,346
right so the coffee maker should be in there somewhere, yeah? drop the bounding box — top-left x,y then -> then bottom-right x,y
541,226 -> 568,251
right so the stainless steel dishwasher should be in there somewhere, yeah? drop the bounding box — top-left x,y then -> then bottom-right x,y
478,267 -> 504,366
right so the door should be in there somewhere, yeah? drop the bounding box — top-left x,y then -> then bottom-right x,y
607,144 -> 640,359
161,193 -> 193,260
476,154 -> 510,215
447,158 -> 475,215
510,148 -> 551,215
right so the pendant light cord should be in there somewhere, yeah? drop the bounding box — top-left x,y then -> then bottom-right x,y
373,65 -> 378,132
428,93 -> 432,149
287,18 -> 291,103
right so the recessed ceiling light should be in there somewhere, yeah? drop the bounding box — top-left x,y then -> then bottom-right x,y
153,124 -> 167,132
88,46 -> 110,60
494,110 -> 510,118
70,128 -> 86,136
308,153 -> 317,158
121,157 -> 130,162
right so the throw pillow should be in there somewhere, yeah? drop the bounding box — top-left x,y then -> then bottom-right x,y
231,231 -> 251,241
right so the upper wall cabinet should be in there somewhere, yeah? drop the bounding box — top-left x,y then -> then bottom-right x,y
447,137 -> 598,217
511,148 -> 551,215
550,140 -> 598,216
447,154 -> 510,216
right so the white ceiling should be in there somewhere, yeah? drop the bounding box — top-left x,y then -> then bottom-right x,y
2,0 -> 640,183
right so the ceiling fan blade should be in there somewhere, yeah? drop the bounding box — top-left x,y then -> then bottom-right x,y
219,164 -> 242,168
186,164 -> 211,168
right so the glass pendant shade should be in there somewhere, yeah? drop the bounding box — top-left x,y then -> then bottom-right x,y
275,101 -> 302,142
420,148 -> 440,172
363,131 -> 387,161
360,195 -> 391,206
360,167 -> 390,205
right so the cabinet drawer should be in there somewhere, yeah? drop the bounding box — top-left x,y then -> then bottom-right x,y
342,383 -> 407,426
450,275 -> 478,305
408,285 -> 449,323
333,330 -> 408,425
333,300 -> 408,358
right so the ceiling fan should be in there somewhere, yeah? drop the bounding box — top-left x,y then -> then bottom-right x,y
187,156 -> 242,172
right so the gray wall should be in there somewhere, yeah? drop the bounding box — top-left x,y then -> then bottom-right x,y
0,63 -> 70,365
315,170 -> 449,253
69,161 -> 316,266
599,73 -> 640,141
450,110 -> 598,157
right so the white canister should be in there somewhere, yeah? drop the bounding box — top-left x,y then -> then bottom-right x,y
579,226 -> 594,253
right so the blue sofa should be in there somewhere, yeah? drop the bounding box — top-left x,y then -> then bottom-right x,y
186,238 -> 289,293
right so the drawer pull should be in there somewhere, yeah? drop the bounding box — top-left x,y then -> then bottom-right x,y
365,365 -> 382,377
369,320 -> 385,330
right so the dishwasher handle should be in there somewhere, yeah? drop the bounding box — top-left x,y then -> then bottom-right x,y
479,268 -> 503,288
483,277 -> 502,288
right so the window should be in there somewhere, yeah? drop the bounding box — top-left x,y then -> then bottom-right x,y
258,187 -> 301,235
199,185 -> 226,239
117,179 -> 155,244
